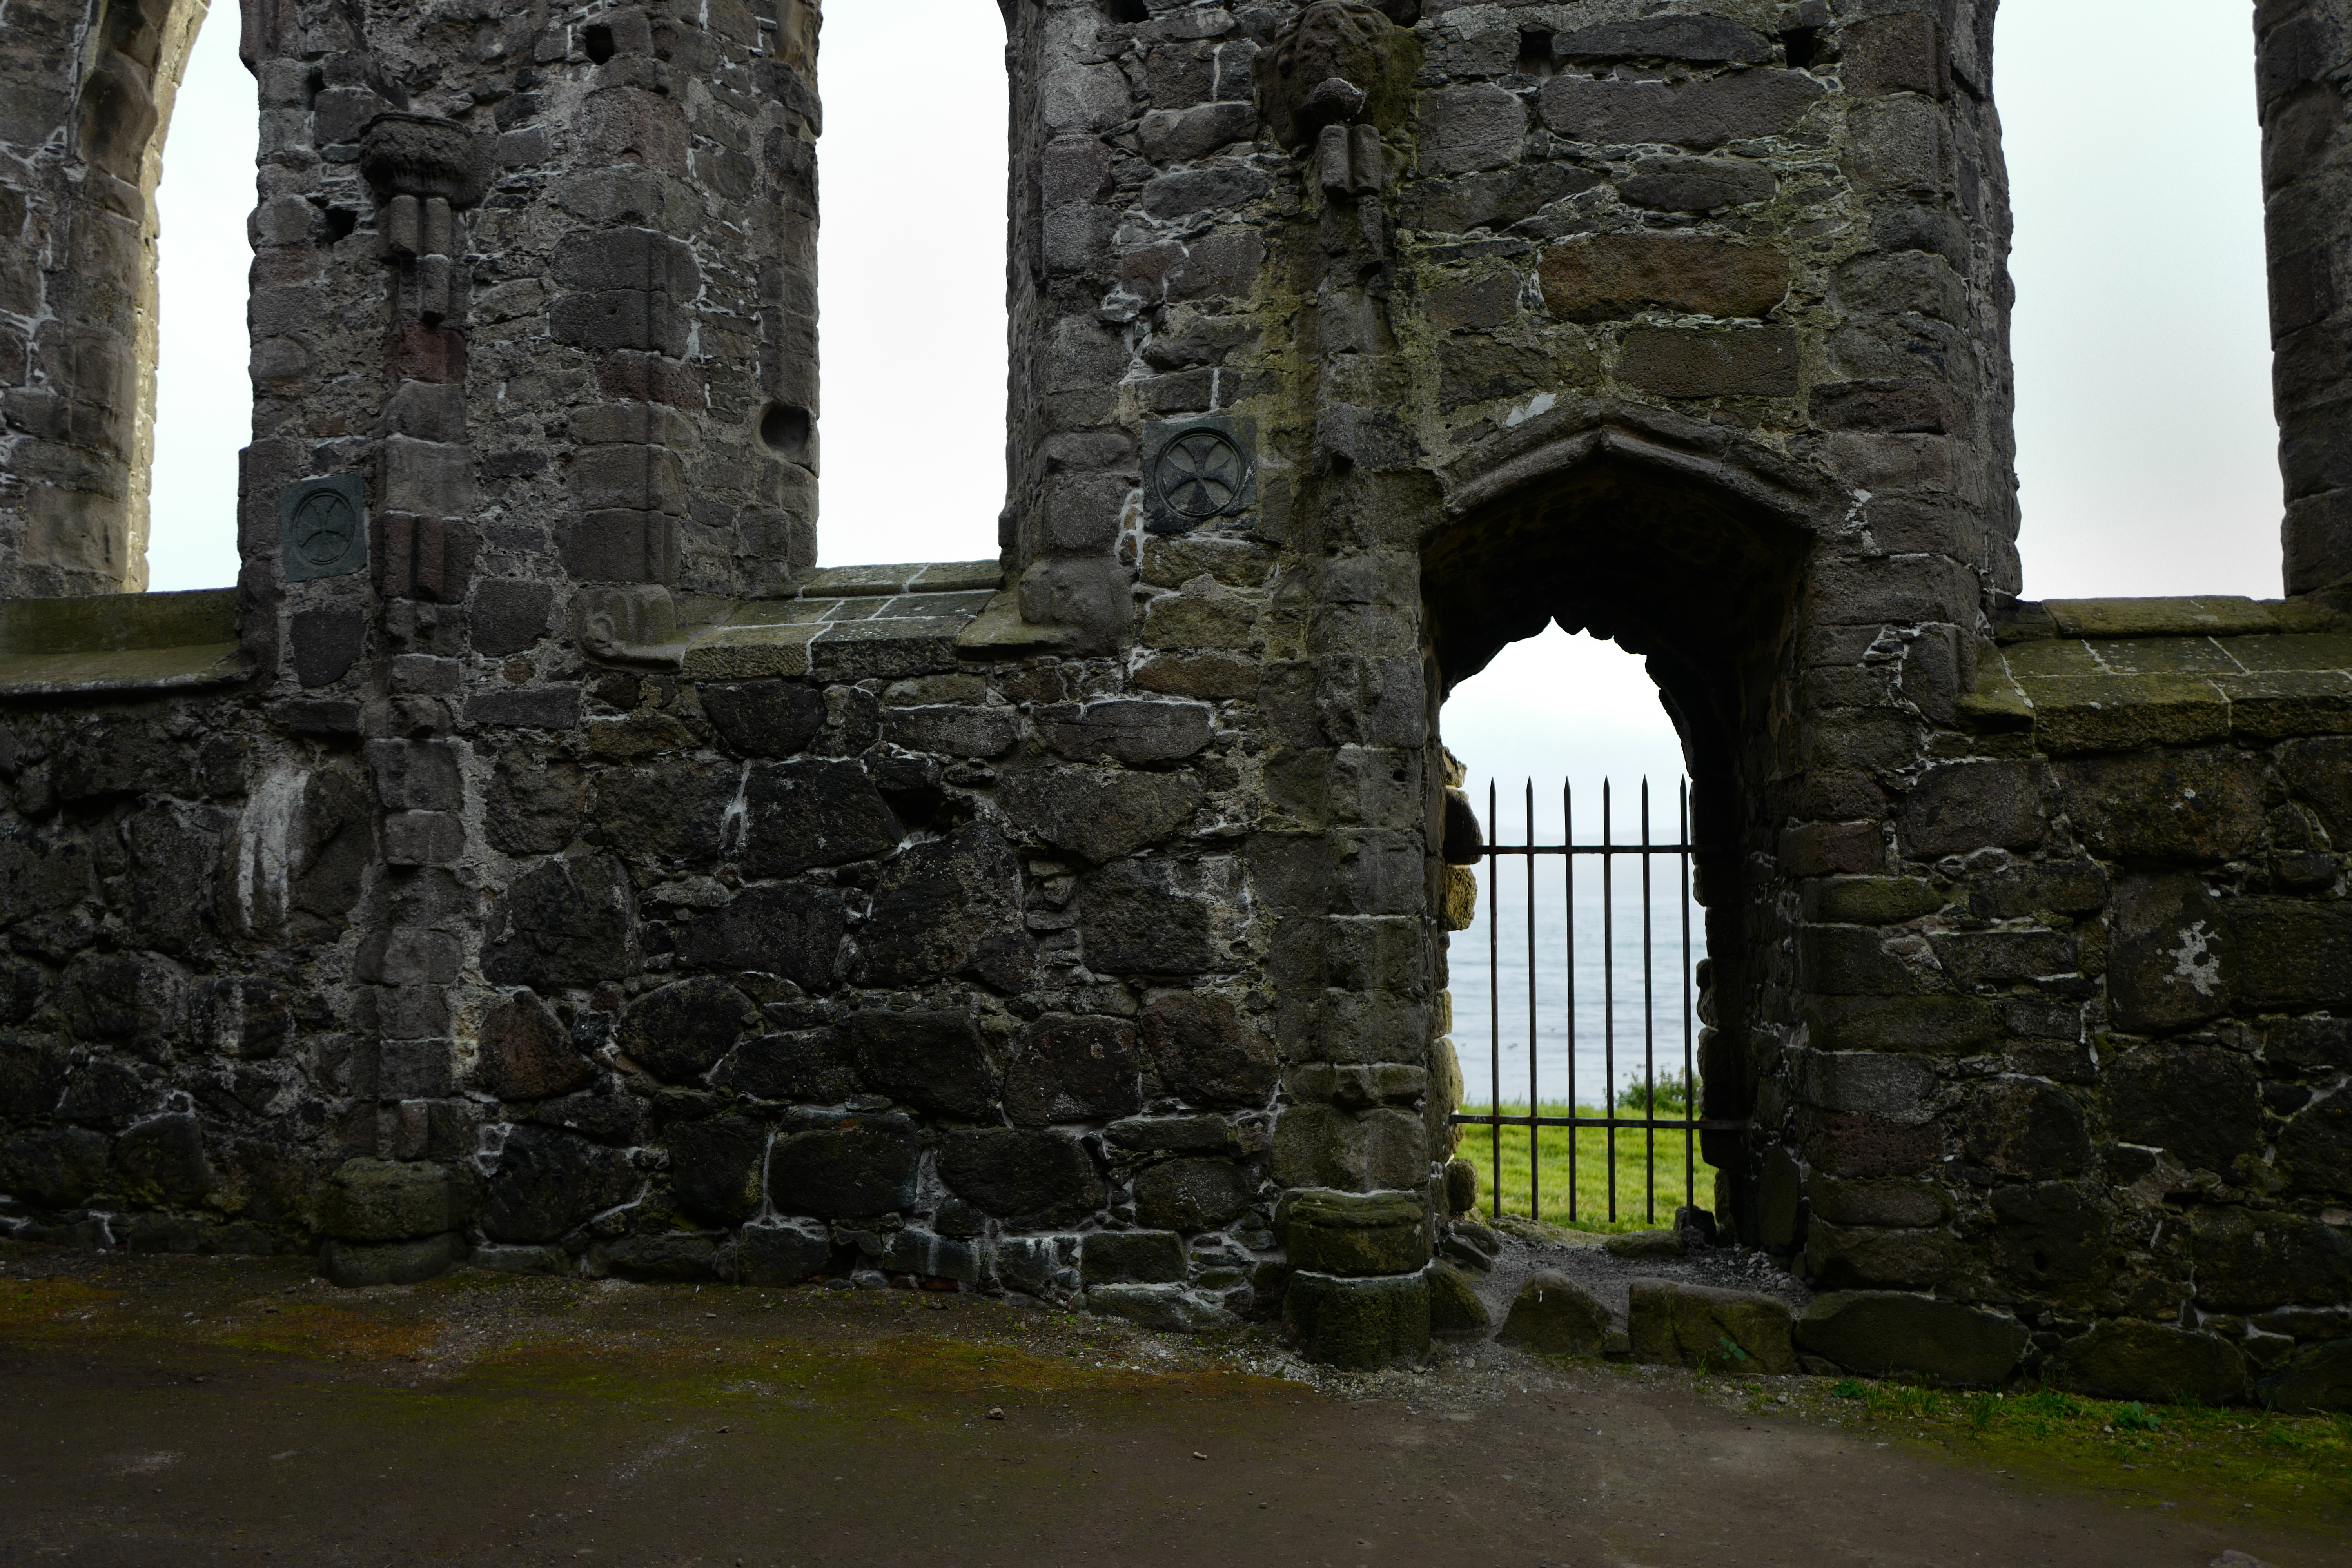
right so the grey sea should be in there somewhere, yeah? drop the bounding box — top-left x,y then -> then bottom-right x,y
1444,775 -> 1703,1114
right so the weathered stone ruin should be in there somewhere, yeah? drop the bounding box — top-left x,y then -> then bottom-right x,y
2,0 -> 2350,1405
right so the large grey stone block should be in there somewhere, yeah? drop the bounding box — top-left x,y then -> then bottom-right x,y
1796,1291 -> 2026,1385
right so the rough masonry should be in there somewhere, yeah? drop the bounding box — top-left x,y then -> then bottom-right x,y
2,0 -> 2351,1407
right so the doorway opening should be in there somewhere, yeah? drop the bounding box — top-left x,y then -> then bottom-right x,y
1422,440 -> 1813,1237
1441,629 -> 1714,1231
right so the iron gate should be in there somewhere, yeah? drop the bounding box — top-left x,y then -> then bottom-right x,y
1447,777 -> 1742,1228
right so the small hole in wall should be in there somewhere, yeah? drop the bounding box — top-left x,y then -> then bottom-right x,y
1782,27 -> 1824,69
1105,0 -> 1150,24
1515,31 -> 1555,78
323,207 -> 359,243
759,403 -> 813,465
302,65 -> 324,109
584,24 -> 618,65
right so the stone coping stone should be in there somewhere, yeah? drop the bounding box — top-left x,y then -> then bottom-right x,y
1998,595 -> 2343,642
1953,659 -> 2033,730
683,589 -> 994,682
0,589 -> 248,698
2230,632 -> 2352,670
808,617 -> 968,681
2219,670 -> 2352,740
722,599 -> 841,628
1975,626 -> 2352,747
2019,673 -> 2232,752
0,642 -> 247,699
2000,632 -> 2352,679
2011,670 -> 2352,750
681,622 -> 820,681
0,589 -> 238,653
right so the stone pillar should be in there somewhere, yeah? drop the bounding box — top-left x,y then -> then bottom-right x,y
0,0 -> 213,596
2258,0 -> 2352,596
1252,0 -> 1441,1370
227,0 -> 822,1256
1003,0 -> 1156,651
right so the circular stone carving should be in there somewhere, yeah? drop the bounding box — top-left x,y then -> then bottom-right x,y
1152,428 -> 1250,521
291,487 -> 359,567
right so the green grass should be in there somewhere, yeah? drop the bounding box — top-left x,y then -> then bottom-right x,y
1452,1100 -> 1705,1233
1793,1374 -> 2352,1521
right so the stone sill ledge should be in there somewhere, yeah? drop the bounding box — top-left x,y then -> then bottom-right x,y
0,589 -> 246,700
1966,596 -> 2352,747
676,563 -> 1077,680
1994,593 -> 2347,642
0,568 -> 1048,699
0,642 -> 248,699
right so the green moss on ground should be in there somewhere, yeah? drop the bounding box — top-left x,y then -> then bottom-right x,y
1711,1369 -> 2352,1525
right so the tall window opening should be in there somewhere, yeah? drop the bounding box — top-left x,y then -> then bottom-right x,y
1442,626 -> 1710,1233
146,1 -> 256,592
1998,0 -> 2274,598
814,3 -> 1010,567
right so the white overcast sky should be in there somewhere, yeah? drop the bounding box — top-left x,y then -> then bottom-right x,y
147,1 -> 2276,797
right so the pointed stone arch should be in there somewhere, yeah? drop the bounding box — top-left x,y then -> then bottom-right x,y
1420,407 -> 1827,1199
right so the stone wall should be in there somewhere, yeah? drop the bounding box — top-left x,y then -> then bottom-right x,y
1,0 -> 2350,1403
1759,596 -> 2352,1408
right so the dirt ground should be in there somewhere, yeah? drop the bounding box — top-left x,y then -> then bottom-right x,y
0,1239 -> 2342,1568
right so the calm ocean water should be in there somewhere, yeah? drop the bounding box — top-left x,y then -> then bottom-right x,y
1445,776 -> 1703,1112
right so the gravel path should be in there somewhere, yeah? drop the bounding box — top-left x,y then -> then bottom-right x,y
0,1240 -> 2333,1568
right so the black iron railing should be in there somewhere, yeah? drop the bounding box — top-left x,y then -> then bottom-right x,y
1448,777 -> 1742,1227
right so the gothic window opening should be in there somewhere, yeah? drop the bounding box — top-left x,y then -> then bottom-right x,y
813,3 -> 1011,568
1997,0 -> 2274,597
147,0 -> 258,592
